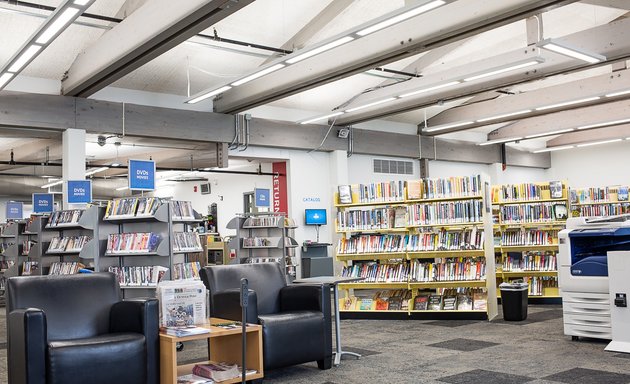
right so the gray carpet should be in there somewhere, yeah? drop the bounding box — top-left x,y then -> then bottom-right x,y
2,305 -> 630,383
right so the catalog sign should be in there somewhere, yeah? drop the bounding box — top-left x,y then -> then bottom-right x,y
255,188 -> 270,208
128,159 -> 156,191
32,193 -> 54,213
6,201 -> 23,219
67,180 -> 92,204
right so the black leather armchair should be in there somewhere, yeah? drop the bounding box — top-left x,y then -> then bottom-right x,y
200,263 -> 333,371
6,273 -> 159,384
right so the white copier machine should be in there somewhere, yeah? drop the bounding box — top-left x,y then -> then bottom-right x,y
559,214 -> 630,345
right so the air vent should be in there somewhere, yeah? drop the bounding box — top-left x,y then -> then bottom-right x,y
373,159 -> 413,175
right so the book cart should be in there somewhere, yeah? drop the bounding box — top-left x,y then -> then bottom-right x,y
492,181 -> 569,302
334,175 -> 498,320
226,212 -> 298,281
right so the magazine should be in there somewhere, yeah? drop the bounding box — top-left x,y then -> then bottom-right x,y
158,280 -> 207,327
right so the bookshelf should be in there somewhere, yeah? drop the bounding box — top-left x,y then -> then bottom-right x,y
569,185 -> 630,217
492,181 -> 569,300
0,221 -> 20,304
170,200 -> 205,281
334,175 -> 498,320
226,212 -> 297,280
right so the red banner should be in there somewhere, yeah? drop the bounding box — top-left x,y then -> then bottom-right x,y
272,162 -> 288,215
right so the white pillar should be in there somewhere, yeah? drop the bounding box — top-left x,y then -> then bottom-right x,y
62,129 -> 86,209
329,150 -> 348,277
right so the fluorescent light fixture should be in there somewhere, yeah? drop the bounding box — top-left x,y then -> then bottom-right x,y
231,64 -> 285,86
0,73 -> 14,88
535,96 -> 600,111
423,121 -> 474,133
478,137 -> 523,146
202,167 -> 213,171
36,7 -> 80,45
85,166 -> 109,176
398,81 -> 461,98
356,0 -> 446,36
300,112 -> 344,125
286,37 -> 354,64
8,45 -> 42,73
74,0 -> 91,5
576,139 -> 622,148
186,85 -> 232,104
476,109 -> 532,123
111,162 -> 121,167
345,98 -> 397,113
538,39 -> 605,64
577,118 -> 630,130
532,145 -> 575,153
463,58 -> 543,82
41,180 -> 63,189
115,186 -> 129,191
606,89 -> 630,98
524,128 -> 575,139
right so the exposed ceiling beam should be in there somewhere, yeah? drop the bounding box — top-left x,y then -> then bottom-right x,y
425,67 -> 630,136
261,0 -> 354,65
62,0 -> 254,97
580,0 -> 630,10
337,17 -> 630,126
213,0 -> 574,114
486,99 -> 630,140
545,124 -> 630,147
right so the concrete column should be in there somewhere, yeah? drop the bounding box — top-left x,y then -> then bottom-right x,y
62,129 -> 86,209
329,150 -> 348,276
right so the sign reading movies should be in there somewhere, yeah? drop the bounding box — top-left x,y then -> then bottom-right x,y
67,180 -> 92,204
128,159 -> 156,191
32,193 -> 54,213
6,201 -> 23,219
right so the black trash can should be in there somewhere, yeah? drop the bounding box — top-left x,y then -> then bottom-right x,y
500,282 -> 529,321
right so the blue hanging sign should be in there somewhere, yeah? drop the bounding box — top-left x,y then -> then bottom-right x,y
128,159 -> 156,191
67,180 -> 92,204
33,193 -> 54,213
255,188 -> 270,208
6,201 -> 23,219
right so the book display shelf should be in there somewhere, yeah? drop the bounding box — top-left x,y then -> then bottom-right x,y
569,185 -> 630,218
226,212 -> 298,280
0,221 -> 20,304
170,200 -> 205,281
492,181 -> 569,301
334,175 -> 498,320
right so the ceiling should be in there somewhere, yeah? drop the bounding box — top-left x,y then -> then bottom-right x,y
0,0 -> 629,198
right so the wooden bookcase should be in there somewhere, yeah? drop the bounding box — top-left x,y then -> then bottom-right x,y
334,175 -> 498,320
492,181 -> 569,301
570,185 -> 630,218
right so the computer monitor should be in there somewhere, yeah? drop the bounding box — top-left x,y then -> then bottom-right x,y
305,209 -> 327,226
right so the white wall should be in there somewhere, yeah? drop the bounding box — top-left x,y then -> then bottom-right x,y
548,140 -> 630,189
347,154 -> 420,184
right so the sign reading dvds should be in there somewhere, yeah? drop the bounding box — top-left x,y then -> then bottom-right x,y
6,201 -> 23,219
128,159 -> 156,191
67,180 -> 92,204
33,193 -> 54,213
254,188 -> 270,208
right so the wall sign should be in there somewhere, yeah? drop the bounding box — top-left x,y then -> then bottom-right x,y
272,162 -> 288,215
6,201 -> 23,219
302,197 -> 321,203
255,188 -> 270,208
128,159 -> 156,191
67,180 -> 92,204
33,193 -> 54,213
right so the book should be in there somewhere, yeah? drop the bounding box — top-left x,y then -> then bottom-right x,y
375,297 -> 389,311
428,294 -> 442,310
553,204 -> 568,220
407,180 -> 422,200
161,326 -> 210,337
442,292 -> 457,310
177,374 -> 213,384
192,363 -> 239,382
549,181 -> 563,199
472,290 -> 487,311
359,298 -> 373,311
338,185 -> 352,204
413,294 -> 429,310
457,293 -> 473,310
618,186 -> 629,201
388,296 -> 403,311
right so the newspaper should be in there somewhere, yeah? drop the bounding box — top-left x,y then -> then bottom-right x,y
157,280 -> 207,327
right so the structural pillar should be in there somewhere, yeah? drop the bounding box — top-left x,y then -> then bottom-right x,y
62,129 -> 86,209
329,150 -> 348,276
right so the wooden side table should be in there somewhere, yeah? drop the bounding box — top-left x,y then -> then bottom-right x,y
159,318 -> 264,384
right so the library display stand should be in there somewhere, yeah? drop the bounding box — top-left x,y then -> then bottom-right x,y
570,185 -> 630,218
492,181 -> 569,302
334,176 -> 498,320
0,221 -> 21,304
226,213 -> 298,280
170,201 -> 205,280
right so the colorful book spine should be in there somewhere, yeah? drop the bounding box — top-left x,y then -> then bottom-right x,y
407,200 -> 483,226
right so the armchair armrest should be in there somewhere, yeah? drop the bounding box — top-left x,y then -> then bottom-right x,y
212,288 -> 258,324
8,308 -> 47,384
280,283 -> 331,314
110,298 -> 159,384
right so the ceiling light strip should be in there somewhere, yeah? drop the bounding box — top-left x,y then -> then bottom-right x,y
532,145 -> 575,153
605,89 -> 630,98
286,37 -> 354,64
231,64 -> 285,86
463,59 -> 543,82
300,112 -> 344,125
357,0 -> 446,36
577,118 -> 630,130
423,121 -> 474,133
576,139 -> 623,148
538,39 -> 605,64
476,109 -> 532,123
41,180 -> 64,189
524,128 -> 575,139
345,97 -> 397,113
478,137 -> 523,146
534,96 -> 600,111
186,85 -> 232,104
399,81 -> 461,98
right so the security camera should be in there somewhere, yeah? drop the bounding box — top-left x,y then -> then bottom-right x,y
97,135 -> 107,146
